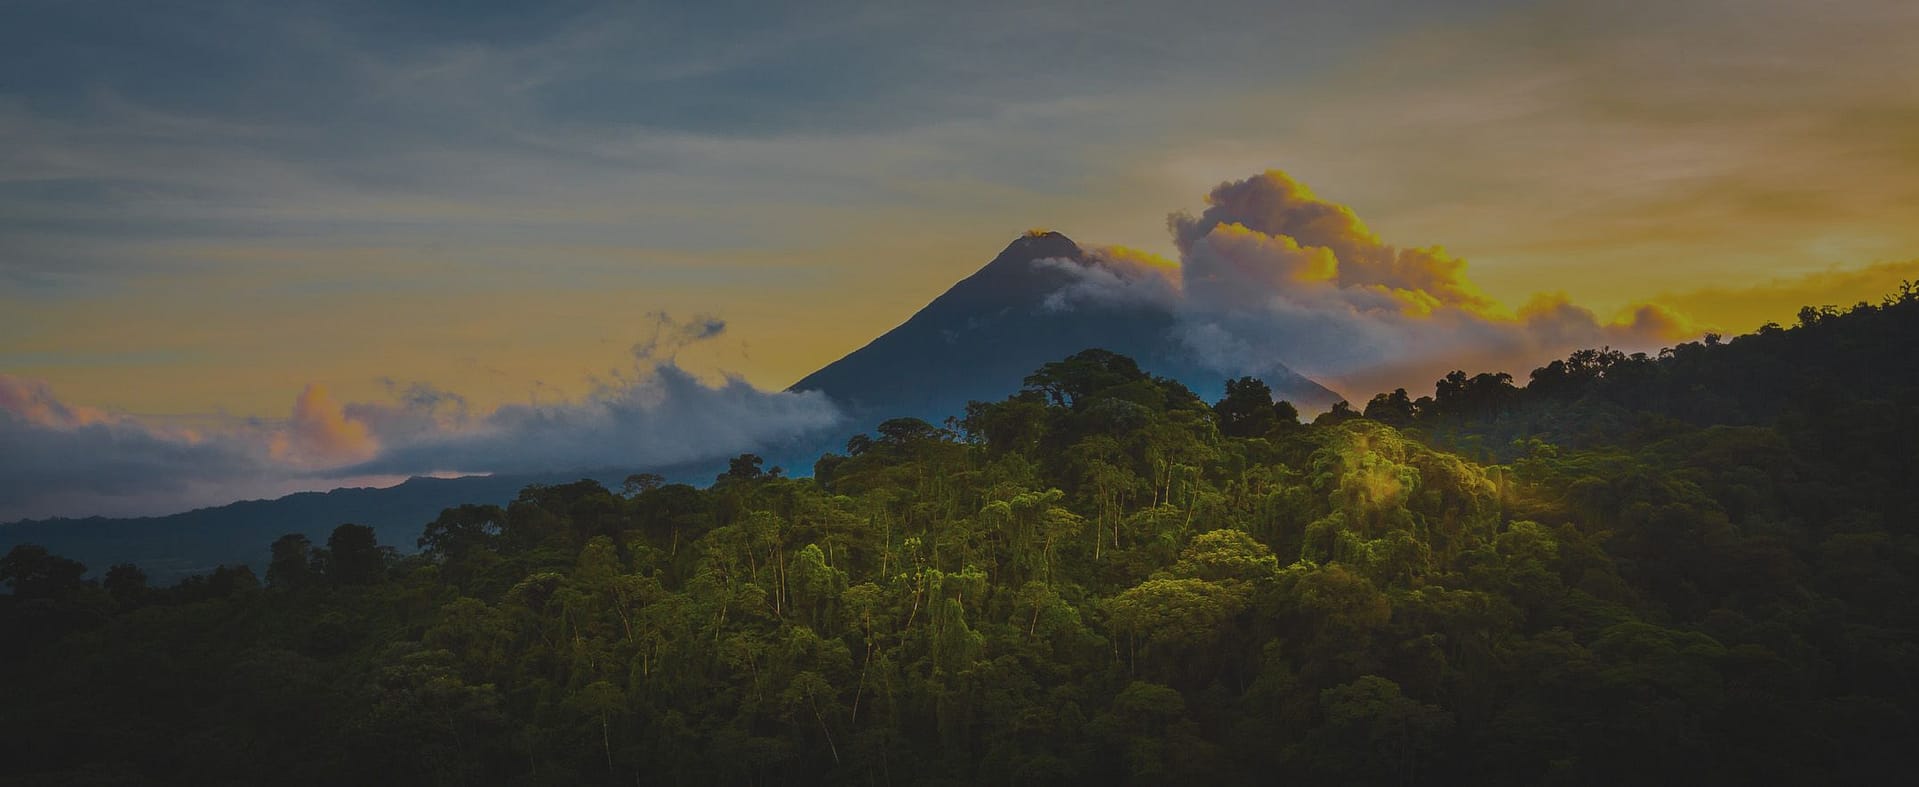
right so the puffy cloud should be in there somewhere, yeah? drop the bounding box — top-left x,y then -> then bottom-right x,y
345,312 -> 842,476
0,375 -> 113,429
1047,170 -> 1702,401
356,352 -> 842,477
270,384 -> 379,467
0,316 -> 842,521
345,380 -> 472,445
1171,171 -> 1494,312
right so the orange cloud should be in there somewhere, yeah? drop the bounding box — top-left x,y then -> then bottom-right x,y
1172,170 -> 1497,313
0,374 -> 113,429
1517,294 -> 1700,345
1192,222 -> 1340,290
270,383 -> 379,467
1093,244 -> 1182,278
1045,169 -> 1721,403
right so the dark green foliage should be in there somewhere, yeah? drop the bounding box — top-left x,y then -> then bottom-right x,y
4,287 -> 1919,785
267,533 -> 318,591
1362,388 -> 1416,426
101,563 -> 148,609
0,544 -> 87,600
722,453 -> 769,482
1214,376 -> 1286,437
416,504 -> 504,559
324,524 -> 386,586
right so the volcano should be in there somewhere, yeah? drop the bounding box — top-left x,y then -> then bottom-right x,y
788,231 -> 1341,426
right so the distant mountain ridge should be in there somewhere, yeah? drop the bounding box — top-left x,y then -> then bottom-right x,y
0,456 -> 739,582
788,231 -> 1341,425
0,474 -> 546,581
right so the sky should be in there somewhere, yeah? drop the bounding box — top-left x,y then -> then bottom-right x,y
3,0 -> 1918,520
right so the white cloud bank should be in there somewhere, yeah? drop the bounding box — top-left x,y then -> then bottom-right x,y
0,316 -> 841,522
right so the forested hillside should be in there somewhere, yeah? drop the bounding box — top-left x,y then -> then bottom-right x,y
3,287 -> 1916,786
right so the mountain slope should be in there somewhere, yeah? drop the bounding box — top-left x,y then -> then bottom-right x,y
789,231 -> 1341,425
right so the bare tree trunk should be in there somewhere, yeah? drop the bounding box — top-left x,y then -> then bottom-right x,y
601,713 -> 613,774
813,698 -> 842,765
851,640 -> 874,725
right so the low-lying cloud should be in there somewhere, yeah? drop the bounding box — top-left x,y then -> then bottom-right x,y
0,316 -> 841,522
354,361 -> 841,478
0,374 -> 279,520
1036,246 -> 1182,313
1044,170 -> 1702,401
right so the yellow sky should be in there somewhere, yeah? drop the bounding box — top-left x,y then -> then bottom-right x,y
5,0 -> 1919,420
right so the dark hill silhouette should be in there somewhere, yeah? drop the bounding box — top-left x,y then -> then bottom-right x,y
787,231 -> 1341,425
0,474 -> 545,582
